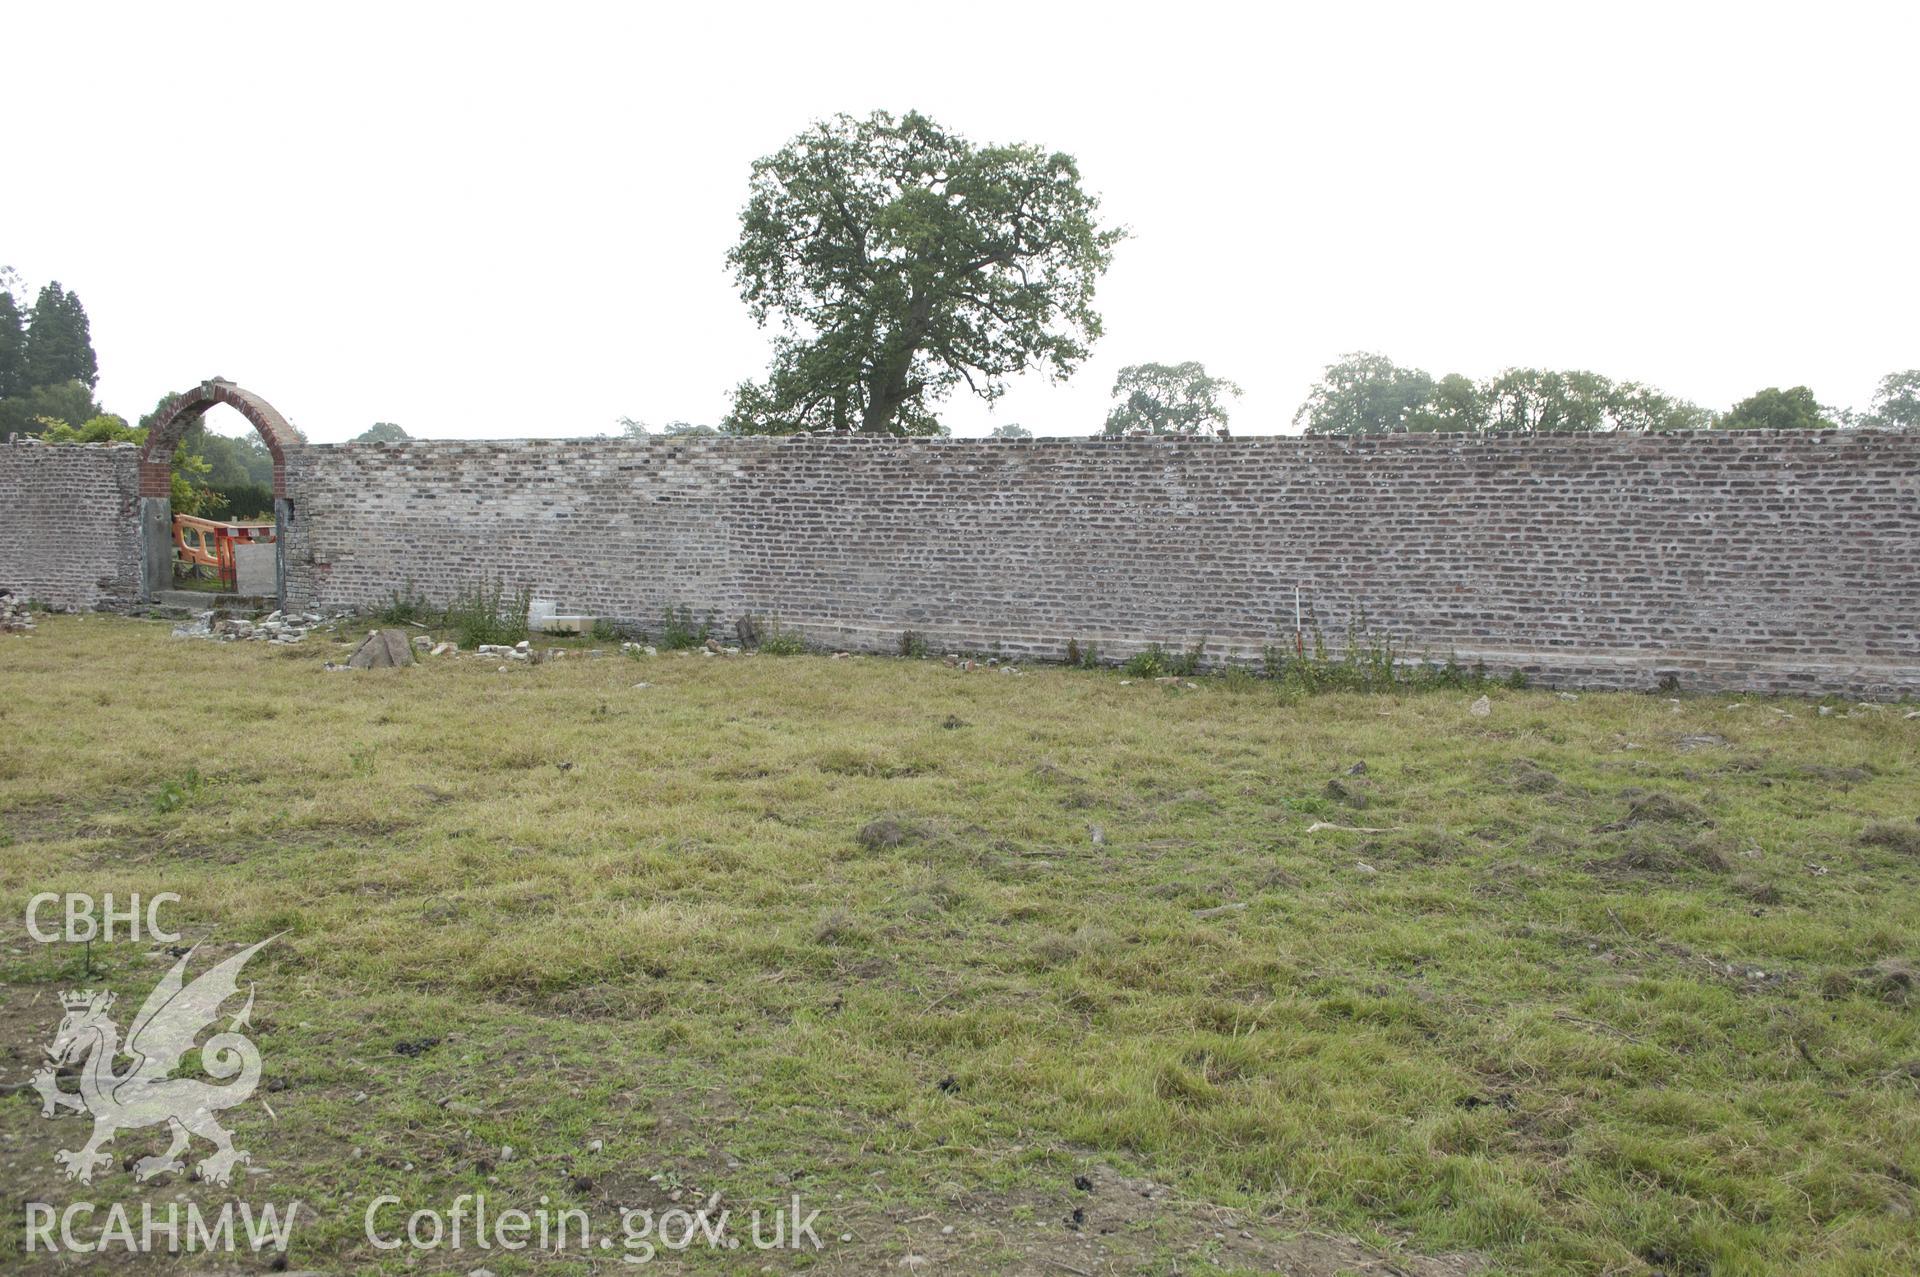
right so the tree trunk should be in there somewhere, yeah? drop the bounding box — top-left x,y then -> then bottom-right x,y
860,296 -> 932,434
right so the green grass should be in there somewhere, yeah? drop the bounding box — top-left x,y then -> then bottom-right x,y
1,615 -> 1916,1274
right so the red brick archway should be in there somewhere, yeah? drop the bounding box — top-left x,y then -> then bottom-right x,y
138,378 -> 305,498
138,379 -> 305,601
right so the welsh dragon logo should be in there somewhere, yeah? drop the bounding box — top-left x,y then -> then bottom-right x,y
31,937 -> 277,1187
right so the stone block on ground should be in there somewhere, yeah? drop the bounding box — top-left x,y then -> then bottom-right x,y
347,629 -> 416,669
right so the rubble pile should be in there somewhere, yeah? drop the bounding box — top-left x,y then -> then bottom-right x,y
172,609 -> 322,643
0,591 -> 37,634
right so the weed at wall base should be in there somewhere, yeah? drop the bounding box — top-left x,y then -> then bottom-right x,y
757,620 -> 809,656
447,577 -> 531,648
1122,642 -> 1204,679
374,581 -> 430,626
1256,625 -> 1525,693
660,605 -> 716,650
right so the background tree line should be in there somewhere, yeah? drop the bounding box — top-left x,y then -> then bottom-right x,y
1291,352 -> 1920,436
685,112 -> 1915,440
16,105 -> 1917,451
2,265 -> 279,517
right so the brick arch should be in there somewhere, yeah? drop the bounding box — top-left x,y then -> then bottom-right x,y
138,378 -> 306,499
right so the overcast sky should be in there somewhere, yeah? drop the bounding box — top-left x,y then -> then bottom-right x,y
8,2 -> 1915,443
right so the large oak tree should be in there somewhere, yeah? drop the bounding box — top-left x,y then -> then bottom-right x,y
724,111 -> 1123,435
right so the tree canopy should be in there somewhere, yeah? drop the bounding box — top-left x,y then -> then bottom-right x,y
1103,362 -> 1242,436
39,411 -> 222,515
989,423 -> 1032,438
353,421 -> 411,443
723,110 -> 1123,436
0,290 -> 25,401
1865,370 -> 1920,430
1296,353 -> 1713,435
22,281 -> 97,390
1292,353 -> 1435,435
1718,386 -> 1835,430
0,275 -> 103,439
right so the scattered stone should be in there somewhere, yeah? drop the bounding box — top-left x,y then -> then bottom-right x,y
1324,777 -> 1370,808
347,629 -> 416,669
1192,902 -> 1247,918
1355,862 -> 1378,875
429,641 -> 456,656
1678,733 -> 1729,750
1469,695 -> 1491,718
1306,821 -> 1391,834
1344,760 -> 1368,776
171,605 -> 315,645
0,592 -> 38,634
411,634 -> 432,649
1556,691 -> 1579,701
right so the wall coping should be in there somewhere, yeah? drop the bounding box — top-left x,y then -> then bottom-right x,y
299,427 -> 1917,453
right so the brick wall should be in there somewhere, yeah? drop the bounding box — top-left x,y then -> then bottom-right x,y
271,430 -> 1920,696
5,430 -> 1915,693
0,440 -> 141,610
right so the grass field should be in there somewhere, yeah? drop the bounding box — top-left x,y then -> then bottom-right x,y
2,614 -> 1917,1275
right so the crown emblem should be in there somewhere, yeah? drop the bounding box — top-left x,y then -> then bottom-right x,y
60,989 -> 110,1011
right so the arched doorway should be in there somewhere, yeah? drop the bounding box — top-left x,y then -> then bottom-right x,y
137,379 -> 305,604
